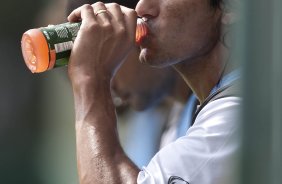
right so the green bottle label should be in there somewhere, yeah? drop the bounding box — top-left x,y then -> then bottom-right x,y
40,22 -> 81,68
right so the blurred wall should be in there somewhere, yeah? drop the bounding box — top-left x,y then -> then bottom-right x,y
31,0 -> 79,184
0,0 -> 77,184
0,1 -> 44,184
240,0 -> 282,184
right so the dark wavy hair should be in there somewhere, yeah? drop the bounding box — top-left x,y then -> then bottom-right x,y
210,0 -> 221,8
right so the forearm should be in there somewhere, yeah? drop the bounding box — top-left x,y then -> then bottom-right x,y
67,2 -> 139,183
73,79 -> 139,184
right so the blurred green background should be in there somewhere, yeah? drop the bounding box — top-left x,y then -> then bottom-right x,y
0,0 -> 78,183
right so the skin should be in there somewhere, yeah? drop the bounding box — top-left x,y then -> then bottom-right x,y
111,47 -> 188,111
136,0 -> 225,102
68,3 -> 139,183
67,0 -> 190,112
67,0 -> 229,183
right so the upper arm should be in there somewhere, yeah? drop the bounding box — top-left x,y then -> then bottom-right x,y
137,97 -> 241,184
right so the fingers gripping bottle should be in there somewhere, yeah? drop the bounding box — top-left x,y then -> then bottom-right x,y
21,18 -> 147,73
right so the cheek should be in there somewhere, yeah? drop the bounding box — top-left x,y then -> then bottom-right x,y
154,2 -> 199,58
160,1 -> 220,60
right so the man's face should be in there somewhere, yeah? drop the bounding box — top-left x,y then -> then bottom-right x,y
136,0 -> 222,67
111,47 -> 176,111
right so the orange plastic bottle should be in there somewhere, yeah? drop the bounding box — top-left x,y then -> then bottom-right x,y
21,19 -> 147,73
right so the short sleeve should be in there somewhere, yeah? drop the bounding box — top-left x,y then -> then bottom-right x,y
137,97 -> 241,184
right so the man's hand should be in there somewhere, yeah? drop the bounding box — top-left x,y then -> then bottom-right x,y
68,2 -> 137,85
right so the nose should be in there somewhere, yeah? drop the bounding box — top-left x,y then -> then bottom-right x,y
135,0 -> 159,19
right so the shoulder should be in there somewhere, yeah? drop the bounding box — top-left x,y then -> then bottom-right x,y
195,96 -> 241,127
191,79 -> 242,126
137,96 -> 241,184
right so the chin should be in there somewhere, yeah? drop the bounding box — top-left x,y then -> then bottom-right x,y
139,48 -> 175,68
139,49 -> 160,68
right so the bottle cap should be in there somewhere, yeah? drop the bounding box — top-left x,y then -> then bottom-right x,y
21,29 -> 50,73
136,18 -> 148,45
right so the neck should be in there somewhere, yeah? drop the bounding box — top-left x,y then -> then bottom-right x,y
173,42 -> 229,104
164,70 -> 192,105
172,74 -> 192,103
